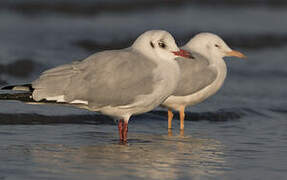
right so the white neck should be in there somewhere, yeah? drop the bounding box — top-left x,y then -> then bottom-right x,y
212,56 -> 227,82
205,52 -> 227,85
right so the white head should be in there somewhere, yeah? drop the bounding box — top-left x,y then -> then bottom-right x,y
132,30 -> 191,61
184,33 -> 246,60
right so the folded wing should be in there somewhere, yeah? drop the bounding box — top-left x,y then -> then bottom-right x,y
172,52 -> 218,96
32,49 -> 156,108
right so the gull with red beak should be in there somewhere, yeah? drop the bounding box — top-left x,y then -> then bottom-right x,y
161,33 -> 246,133
0,30 -> 191,143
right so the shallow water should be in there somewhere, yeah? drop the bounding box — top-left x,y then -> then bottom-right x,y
0,0 -> 287,179
0,113 -> 286,180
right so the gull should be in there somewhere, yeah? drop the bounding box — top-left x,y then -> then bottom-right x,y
161,33 -> 246,132
1,30 -> 191,142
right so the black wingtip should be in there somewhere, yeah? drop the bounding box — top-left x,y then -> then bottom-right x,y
1,85 -> 15,90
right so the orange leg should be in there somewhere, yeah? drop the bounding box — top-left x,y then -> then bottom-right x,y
179,106 -> 185,131
168,109 -> 174,130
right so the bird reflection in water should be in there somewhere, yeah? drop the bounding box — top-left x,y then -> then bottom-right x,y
168,129 -> 184,137
17,135 -> 227,179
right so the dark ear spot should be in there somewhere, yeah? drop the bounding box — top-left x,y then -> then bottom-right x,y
150,41 -> 155,48
190,54 -> 195,59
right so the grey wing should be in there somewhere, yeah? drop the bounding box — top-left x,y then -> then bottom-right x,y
32,50 -> 156,108
173,52 -> 218,96
32,61 -> 81,101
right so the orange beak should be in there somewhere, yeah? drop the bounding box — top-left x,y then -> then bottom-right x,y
226,50 -> 247,59
172,49 -> 191,58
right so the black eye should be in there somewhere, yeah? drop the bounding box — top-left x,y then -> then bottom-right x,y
215,44 -> 220,48
158,42 -> 166,49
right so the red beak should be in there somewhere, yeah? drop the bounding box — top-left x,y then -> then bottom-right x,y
172,49 -> 191,58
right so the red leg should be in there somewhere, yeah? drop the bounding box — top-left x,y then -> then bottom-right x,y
122,121 -> 128,142
118,119 -> 124,141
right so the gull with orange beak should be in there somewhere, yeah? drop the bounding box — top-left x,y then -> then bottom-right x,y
161,33 -> 246,133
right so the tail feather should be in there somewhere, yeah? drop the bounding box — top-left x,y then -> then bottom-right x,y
0,92 -> 69,105
0,92 -> 34,102
1,84 -> 75,106
1,84 -> 33,91
0,84 -> 34,103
